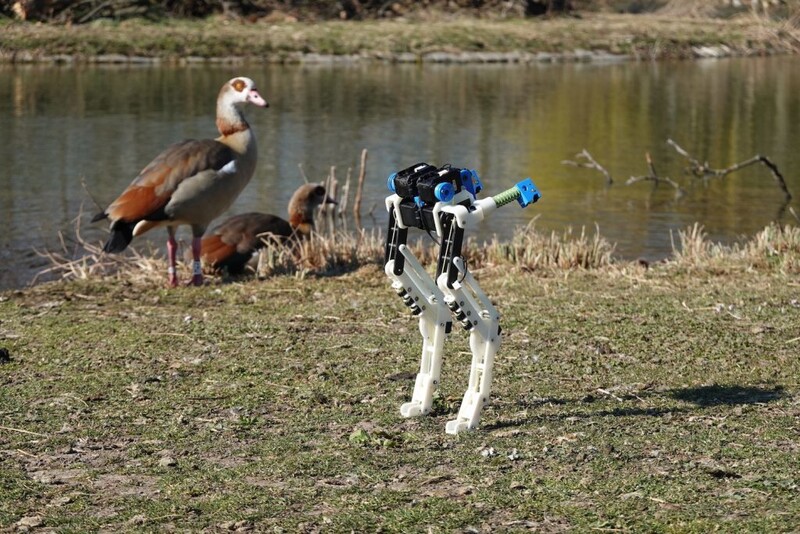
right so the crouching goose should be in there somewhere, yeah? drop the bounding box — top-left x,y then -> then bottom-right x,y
200,183 -> 334,274
91,77 -> 268,286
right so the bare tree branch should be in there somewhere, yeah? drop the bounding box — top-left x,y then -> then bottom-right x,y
667,138 -> 792,201
626,152 -> 685,196
561,149 -> 613,185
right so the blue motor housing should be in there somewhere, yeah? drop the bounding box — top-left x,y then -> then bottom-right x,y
461,169 -> 483,197
434,182 -> 455,202
515,178 -> 541,207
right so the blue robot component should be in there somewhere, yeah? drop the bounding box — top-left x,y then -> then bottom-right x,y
491,178 -> 541,208
460,169 -> 483,197
434,182 -> 455,202
516,179 -> 541,207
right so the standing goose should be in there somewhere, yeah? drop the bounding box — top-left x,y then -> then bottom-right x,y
91,77 -> 268,286
200,183 -> 334,274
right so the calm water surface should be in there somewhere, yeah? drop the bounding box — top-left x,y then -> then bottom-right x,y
2,57 -> 799,288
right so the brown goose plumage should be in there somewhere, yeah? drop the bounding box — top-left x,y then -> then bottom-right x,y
200,183 -> 333,274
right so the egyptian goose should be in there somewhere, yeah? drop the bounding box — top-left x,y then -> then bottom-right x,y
200,183 -> 334,274
91,77 -> 268,286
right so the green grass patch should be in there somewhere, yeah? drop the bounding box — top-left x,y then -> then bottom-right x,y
1,250 -> 799,530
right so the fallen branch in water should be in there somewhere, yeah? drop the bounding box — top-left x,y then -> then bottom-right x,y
667,138 -> 792,201
562,140 -> 793,204
562,149 -> 613,185
626,152 -> 686,196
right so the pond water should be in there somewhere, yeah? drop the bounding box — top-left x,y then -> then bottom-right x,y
1,56 -> 799,289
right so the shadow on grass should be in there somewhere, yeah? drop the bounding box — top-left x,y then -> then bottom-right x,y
483,385 -> 788,430
669,384 -> 786,406
216,259 -> 365,283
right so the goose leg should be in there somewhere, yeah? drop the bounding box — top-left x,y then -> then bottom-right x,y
188,226 -> 204,286
188,237 -> 204,286
167,227 -> 179,287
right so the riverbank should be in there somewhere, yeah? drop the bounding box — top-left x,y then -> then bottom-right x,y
2,12 -> 799,64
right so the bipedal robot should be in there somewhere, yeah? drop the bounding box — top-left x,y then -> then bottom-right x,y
384,163 -> 541,434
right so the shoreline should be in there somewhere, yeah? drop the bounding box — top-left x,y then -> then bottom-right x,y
1,13 -> 797,65
1,46 -> 763,66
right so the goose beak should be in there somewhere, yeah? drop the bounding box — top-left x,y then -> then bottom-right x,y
325,196 -> 338,205
247,88 -> 269,107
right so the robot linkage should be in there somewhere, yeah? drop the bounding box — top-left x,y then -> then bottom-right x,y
384,163 -> 541,434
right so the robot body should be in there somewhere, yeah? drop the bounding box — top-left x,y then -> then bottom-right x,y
384,163 -> 541,434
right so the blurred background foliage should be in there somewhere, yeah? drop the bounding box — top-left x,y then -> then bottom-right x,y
2,0 -> 799,23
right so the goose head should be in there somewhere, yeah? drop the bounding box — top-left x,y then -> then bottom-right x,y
289,184 -> 337,234
220,77 -> 268,109
216,77 -> 268,136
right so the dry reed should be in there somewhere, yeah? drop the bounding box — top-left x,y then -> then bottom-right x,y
474,221 -> 616,270
34,207 -> 169,285
671,222 -> 800,273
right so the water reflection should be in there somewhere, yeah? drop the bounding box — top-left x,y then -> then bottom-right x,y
1,57 -> 798,288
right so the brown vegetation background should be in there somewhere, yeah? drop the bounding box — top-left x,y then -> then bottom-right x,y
3,0 -> 800,23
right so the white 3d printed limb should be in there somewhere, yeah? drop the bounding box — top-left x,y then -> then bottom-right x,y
385,244 -> 451,417
440,257 -> 500,434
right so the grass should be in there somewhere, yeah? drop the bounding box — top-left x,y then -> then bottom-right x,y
1,12 -> 799,62
1,223 -> 799,531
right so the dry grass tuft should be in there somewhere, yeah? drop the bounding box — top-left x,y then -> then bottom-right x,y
255,228 -> 387,279
34,210 -> 168,286
671,222 -> 800,273
762,16 -> 800,53
472,221 -> 616,270
257,218 -> 618,278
